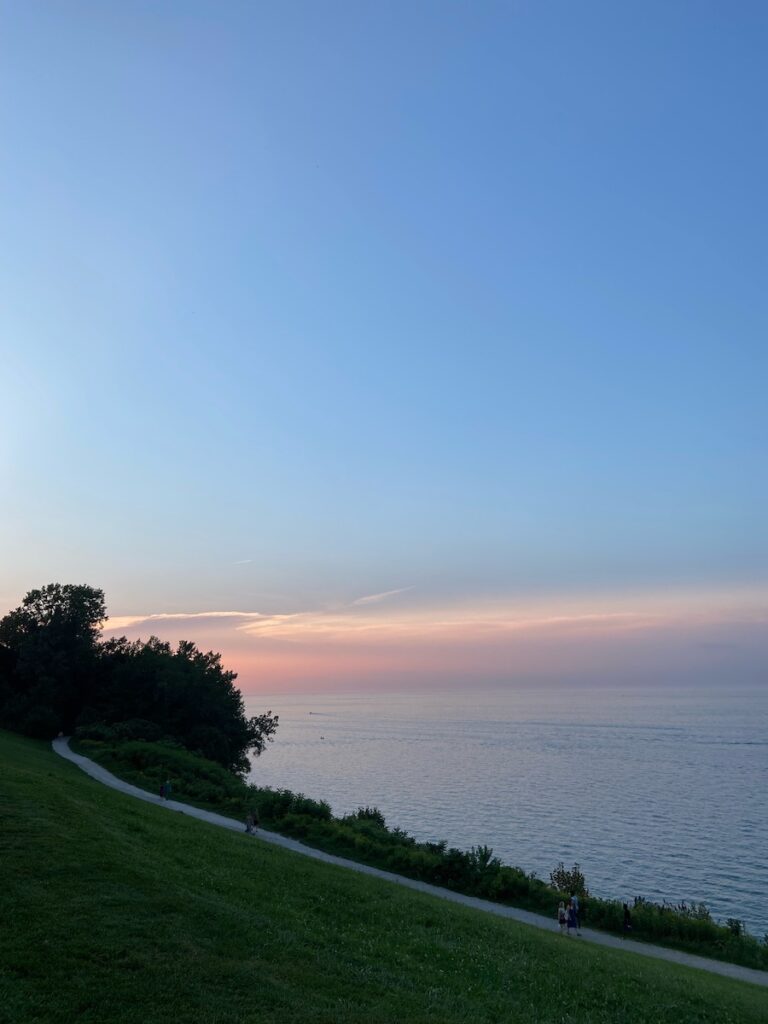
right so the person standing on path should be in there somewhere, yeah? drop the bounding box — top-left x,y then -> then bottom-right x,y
571,892 -> 581,934
164,779 -> 172,801
159,781 -> 166,801
557,901 -> 567,935
245,813 -> 255,834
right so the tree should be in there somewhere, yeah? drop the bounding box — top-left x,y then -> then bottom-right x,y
0,583 -> 278,774
91,636 -> 278,774
0,584 -> 106,646
0,584 -> 106,736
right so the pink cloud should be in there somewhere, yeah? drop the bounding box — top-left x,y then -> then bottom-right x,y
100,585 -> 768,693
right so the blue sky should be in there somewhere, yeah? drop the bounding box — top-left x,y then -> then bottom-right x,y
1,2 -> 766,688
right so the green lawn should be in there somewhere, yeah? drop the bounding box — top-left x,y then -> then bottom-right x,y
1,731 -> 766,1024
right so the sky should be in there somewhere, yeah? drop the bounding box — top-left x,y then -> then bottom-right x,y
1,1 -> 766,692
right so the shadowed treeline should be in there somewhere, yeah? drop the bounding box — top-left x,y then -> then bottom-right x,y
0,583 -> 277,774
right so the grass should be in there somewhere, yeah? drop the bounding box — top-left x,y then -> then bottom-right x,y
1,730 -> 766,1024
72,736 -> 768,971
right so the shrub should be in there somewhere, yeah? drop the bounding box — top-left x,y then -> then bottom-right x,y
72,738 -> 249,809
75,722 -> 117,742
549,861 -> 589,897
290,794 -> 332,821
111,719 -> 164,742
249,786 -> 332,822
351,806 -> 386,827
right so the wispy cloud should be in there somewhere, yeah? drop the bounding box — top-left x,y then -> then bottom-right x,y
105,610 -> 268,631
352,586 -> 414,606
232,559 -> 253,565
102,586 -> 768,650
234,607 -> 657,644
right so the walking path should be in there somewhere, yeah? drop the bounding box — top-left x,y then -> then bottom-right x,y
52,737 -> 767,989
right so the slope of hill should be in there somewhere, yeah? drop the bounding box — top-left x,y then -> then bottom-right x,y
1,730 -> 766,1024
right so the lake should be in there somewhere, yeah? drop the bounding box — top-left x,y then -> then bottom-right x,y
245,685 -> 768,937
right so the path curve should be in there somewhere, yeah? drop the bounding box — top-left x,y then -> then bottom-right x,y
52,737 -> 767,989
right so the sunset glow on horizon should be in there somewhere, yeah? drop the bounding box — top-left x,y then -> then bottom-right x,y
3,9 -> 768,1017
2,3 -> 766,699
100,585 -> 768,693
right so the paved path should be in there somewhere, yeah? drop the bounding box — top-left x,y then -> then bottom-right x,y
52,737 -> 767,989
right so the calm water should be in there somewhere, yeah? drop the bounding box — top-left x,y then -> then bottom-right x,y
245,686 -> 768,937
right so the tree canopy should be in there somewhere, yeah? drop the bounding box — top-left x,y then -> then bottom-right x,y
0,583 -> 106,738
0,584 -> 277,775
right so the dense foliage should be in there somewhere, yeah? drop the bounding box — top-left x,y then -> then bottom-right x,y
0,583 -> 277,774
0,583 -> 106,738
550,861 -> 589,897
75,736 -> 768,972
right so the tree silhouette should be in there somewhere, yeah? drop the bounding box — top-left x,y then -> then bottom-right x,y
0,583 -> 278,774
0,584 -> 106,736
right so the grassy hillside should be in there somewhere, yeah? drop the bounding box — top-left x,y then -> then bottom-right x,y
72,734 -> 768,971
1,731 -> 766,1024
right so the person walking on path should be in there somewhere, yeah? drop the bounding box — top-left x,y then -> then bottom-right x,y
159,781 -> 166,801
571,892 -> 582,934
245,813 -> 255,835
163,779 -> 172,801
623,903 -> 633,936
566,899 -> 578,937
557,901 -> 567,935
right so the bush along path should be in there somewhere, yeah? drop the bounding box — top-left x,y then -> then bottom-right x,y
70,733 -> 768,973
52,737 -> 767,989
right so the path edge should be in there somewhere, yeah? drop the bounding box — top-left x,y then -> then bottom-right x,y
51,737 -> 768,989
